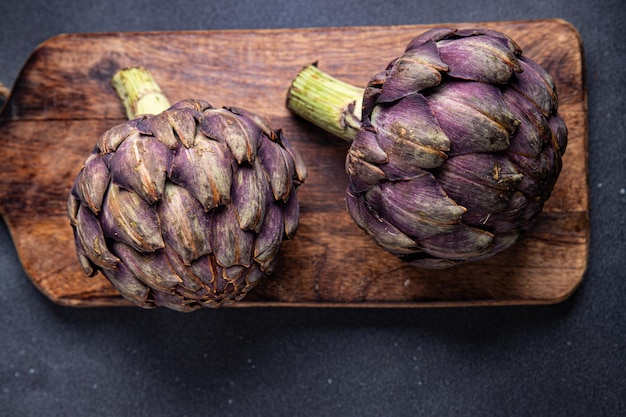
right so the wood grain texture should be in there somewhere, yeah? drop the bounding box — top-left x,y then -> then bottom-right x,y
0,19 -> 588,308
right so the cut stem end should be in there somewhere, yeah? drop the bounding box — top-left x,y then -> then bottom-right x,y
111,67 -> 171,120
286,64 -> 364,142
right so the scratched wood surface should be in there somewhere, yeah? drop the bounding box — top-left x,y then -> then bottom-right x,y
0,19 -> 588,308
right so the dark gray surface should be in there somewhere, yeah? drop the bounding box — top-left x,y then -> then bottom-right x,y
1,1 -> 624,416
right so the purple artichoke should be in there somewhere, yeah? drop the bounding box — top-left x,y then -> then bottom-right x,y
68,67 -> 306,310
287,28 -> 566,268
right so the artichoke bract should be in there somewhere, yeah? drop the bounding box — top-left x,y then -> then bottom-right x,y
287,28 -> 567,268
68,67 -> 306,310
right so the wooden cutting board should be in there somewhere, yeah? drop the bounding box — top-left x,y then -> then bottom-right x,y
0,19 -> 588,308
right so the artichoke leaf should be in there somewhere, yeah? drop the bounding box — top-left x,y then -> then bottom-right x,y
549,113 -> 568,154
158,182 -> 213,265
167,107 -> 200,148
210,205 -> 254,268
378,57 -> 443,103
461,191 -> 527,234
419,225 -> 494,261
254,200 -> 285,271
257,135 -> 293,202
102,262 -> 151,306
365,174 -> 466,239
511,56 -> 558,116
169,98 -> 212,113
401,38 -> 449,71
436,35 -> 521,84
108,132 -> 172,204
211,268 -> 233,295
435,167 -> 512,214
74,204 -> 120,270
439,153 -> 523,191
504,88 -> 552,158
227,106 -> 276,141
189,255 -> 218,287
245,265 -> 265,285
97,120 -> 138,153
428,81 -> 519,137
232,161 -> 268,232
142,111 -> 178,149
375,127 -> 448,174
67,194 -> 80,227
221,264 -> 248,283
509,145 -> 561,198
346,150 -> 387,193
282,185 -> 301,239
112,242 -> 183,292
276,129 -> 308,184
101,184 -> 165,253
405,28 -> 457,50
72,153 -> 109,215
152,292 -> 200,312
161,245 -> 206,292
427,86 -> 515,155
469,229 -> 520,260
346,187 -> 417,255
455,29 -> 522,55
200,108 -> 259,164
362,72 -> 386,117
350,125 -> 388,165
170,133 -> 233,210
371,92 -> 450,154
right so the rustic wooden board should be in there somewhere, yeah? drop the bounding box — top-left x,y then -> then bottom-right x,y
0,19 -> 588,308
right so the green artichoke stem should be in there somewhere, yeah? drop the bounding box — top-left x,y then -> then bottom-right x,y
110,66 -> 171,119
286,63 -> 364,142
